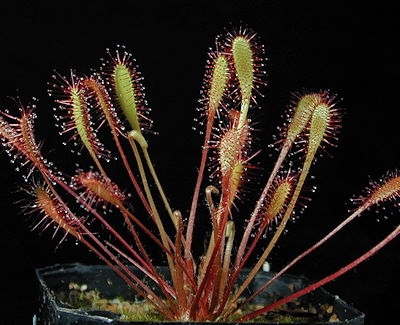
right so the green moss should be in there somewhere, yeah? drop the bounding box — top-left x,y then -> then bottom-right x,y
57,282 -> 166,322
58,283 -> 337,323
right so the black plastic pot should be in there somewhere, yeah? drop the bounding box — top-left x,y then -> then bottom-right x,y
35,263 -> 364,324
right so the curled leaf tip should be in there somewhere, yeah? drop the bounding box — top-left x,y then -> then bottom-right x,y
128,130 -> 148,149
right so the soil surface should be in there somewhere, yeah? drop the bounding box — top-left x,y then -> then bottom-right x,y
57,282 -> 339,322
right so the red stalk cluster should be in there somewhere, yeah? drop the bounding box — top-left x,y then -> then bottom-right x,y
1,27 -> 399,322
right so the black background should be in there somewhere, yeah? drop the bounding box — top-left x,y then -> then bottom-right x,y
0,1 -> 399,324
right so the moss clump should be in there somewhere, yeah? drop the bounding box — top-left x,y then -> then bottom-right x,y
57,282 -> 166,322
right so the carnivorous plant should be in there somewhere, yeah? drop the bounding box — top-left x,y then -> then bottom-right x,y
1,27 -> 399,321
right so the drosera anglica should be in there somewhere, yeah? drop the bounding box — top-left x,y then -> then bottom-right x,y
1,26 -> 399,322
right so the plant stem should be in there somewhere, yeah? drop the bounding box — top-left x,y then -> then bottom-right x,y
129,137 -> 195,300
112,130 -> 153,216
45,171 -> 153,274
233,143 -> 290,271
229,204 -> 369,317
82,77 -> 153,217
238,100 -> 250,130
127,137 -> 172,247
40,171 -> 173,318
185,114 -> 215,261
119,205 -> 197,291
237,224 -> 400,322
217,221 -> 235,304
84,231 -> 174,318
79,235 -> 173,319
189,201 -> 230,319
104,240 -> 176,297
215,143 -> 290,318
174,211 -> 189,316
142,146 -> 177,228
223,144 -> 313,316
122,212 -> 178,315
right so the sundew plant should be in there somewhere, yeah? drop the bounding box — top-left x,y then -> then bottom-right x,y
1,27 -> 399,322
